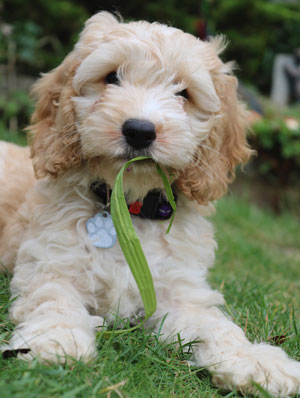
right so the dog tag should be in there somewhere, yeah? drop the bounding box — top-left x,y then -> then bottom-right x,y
86,211 -> 117,248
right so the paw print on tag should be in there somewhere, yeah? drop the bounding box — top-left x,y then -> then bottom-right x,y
86,211 -> 117,248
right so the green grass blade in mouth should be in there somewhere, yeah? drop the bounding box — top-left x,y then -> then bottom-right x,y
111,156 -> 156,319
110,157 -> 176,323
95,156 -> 176,337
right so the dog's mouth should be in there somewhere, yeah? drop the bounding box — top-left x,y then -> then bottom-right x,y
111,147 -> 163,177
120,147 -> 153,161
115,146 -> 155,168
116,155 -> 155,171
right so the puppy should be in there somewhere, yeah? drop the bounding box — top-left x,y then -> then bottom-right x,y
0,12 -> 299,397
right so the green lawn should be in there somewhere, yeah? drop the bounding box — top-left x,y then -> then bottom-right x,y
0,195 -> 300,398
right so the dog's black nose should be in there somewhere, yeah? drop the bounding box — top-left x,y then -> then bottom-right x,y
122,119 -> 156,150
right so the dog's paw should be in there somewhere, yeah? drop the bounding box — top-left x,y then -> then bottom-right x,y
211,343 -> 300,397
8,318 -> 102,363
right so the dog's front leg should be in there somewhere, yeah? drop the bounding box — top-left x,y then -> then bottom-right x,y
8,277 -> 102,363
156,297 -> 300,397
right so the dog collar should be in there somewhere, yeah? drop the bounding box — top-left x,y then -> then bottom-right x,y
90,182 -> 176,220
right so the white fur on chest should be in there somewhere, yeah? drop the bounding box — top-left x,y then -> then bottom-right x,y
13,179 -> 216,322
84,204 -> 216,320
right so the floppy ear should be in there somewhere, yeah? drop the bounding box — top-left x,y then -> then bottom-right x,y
176,74 -> 253,204
28,53 -> 82,178
29,11 -> 120,179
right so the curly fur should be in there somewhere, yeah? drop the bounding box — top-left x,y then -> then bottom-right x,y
29,55 -> 82,178
177,74 -> 252,204
0,12 -> 299,397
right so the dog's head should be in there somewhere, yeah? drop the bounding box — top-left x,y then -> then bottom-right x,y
29,12 -> 252,204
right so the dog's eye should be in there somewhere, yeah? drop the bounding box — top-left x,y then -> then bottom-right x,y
176,88 -> 189,100
105,71 -> 120,85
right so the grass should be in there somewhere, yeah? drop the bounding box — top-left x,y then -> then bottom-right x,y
1,195 -> 300,397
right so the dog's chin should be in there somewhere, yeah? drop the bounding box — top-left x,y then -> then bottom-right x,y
114,154 -> 157,173
112,146 -> 155,168
87,144 -> 182,195
87,154 -> 167,200
88,153 -> 157,181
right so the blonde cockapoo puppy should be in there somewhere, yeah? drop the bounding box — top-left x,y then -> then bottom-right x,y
0,12 -> 299,397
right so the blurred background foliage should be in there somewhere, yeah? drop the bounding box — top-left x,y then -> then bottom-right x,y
210,0 -> 300,91
0,0 -> 199,76
0,0 -> 300,213
1,0 -> 300,88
